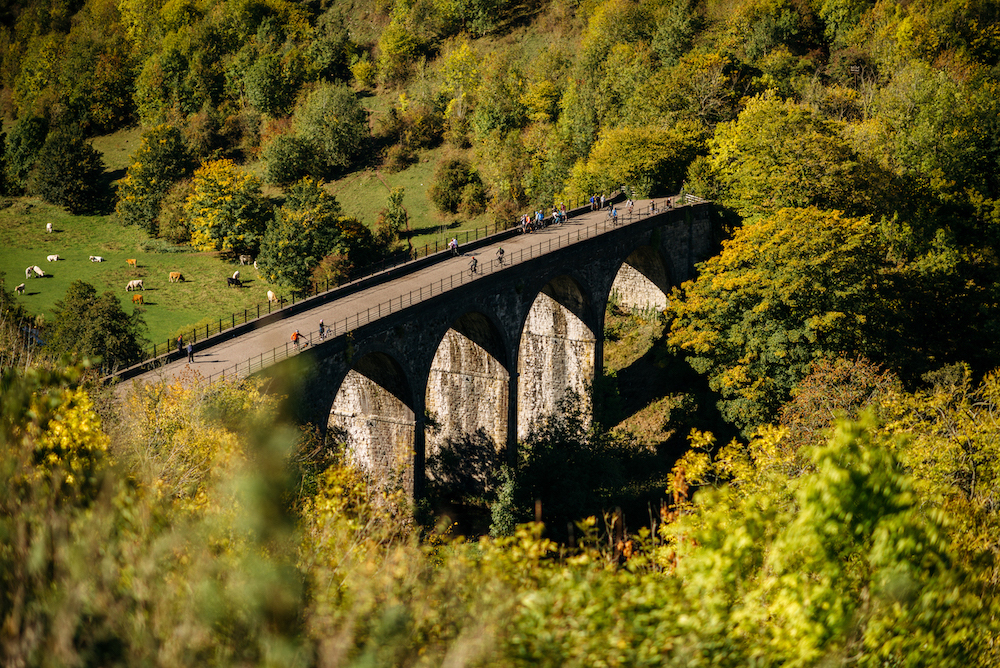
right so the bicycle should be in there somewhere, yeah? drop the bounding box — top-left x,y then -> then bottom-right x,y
469,257 -> 478,275
496,248 -> 505,267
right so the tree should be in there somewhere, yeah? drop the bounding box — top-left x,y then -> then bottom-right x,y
28,130 -> 107,214
185,158 -> 270,255
115,124 -> 192,235
706,92 -> 872,220
560,122 -> 705,202
293,83 -> 368,174
48,280 -> 147,372
668,207 -> 892,433
262,134 -> 316,186
257,177 -> 343,292
428,158 -> 485,214
4,115 -> 48,194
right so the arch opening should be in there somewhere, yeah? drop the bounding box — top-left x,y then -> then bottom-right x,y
517,276 -> 596,441
609,246 -> 671,313
328,352 -> 416,494
424,312 -> 510,498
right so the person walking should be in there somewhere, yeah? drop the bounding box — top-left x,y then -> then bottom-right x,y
292,329 -> 300,351
186,342 -> 194,363
177,335 -> 183,355
318,319 -> 326,341
600,193 -> 606,209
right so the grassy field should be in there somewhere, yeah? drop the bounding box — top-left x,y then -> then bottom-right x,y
0,198 -> 283,354
325,143 -> 495,253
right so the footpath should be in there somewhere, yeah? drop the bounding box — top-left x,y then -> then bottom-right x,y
120,197 -> 668,390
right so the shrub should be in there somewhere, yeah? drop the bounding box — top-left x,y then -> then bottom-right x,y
428,158 -> 484,214
263,134 -> 316,185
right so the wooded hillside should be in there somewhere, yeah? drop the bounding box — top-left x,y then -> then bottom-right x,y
4,0 -> 1000,665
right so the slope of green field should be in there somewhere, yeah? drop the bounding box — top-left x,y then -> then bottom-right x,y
0,198 -> 283,353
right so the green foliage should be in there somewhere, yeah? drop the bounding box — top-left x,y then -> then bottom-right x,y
669,207 -> 892,433
428,157 -> 485,215
3,115 -> 48,194
186,158 -> 270,254
115,123 -> 192,234
293,83 -> 368,175
28,129 -> 107,214
706,92 -> 872,220
48,280 -> 147,371
262,133 -> 316,185
561,122 -> 705,202
257,176 -> 343,292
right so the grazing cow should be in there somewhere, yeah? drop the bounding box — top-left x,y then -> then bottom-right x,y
46,254 -> 59,262
89,255 -> 104,262
226,276 -> 242,288
126,279 -> 144,291
169,271 -> 183,282
126,258 -> 137,269
32,266 -> 44,277
25,266 -> 33,279
132,294 -> 144,305
267,290 -> 277,303
46,222 -> 52,233
15,283 -> 24,294
239,254 -> 251,265
232,270 -> 240,280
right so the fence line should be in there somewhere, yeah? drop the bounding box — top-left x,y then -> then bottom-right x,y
202,194 -> 701,385
140,196 -> 595,362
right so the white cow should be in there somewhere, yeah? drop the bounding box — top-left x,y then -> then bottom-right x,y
32,266 -> 44,277
232,270 -> 240,280
125,279 -> 144,291
46,254 -> 59,262
89,255 -> 104,262
267,290 -> 277,303
15,283 -> 24,294
25,266 -> 33,279
46,222 -> 52,233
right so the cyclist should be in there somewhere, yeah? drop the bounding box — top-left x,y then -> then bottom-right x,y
318,319 -> 325,341
611,206 -> 618,225
496,246 -> 505,266
469,256 -> 478,275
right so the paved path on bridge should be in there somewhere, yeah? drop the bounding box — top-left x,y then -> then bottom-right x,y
122,198 -> 670,389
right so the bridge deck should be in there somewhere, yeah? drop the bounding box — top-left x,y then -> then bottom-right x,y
121,197 -> 681,389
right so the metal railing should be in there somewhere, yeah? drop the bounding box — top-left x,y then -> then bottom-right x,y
140,196 -> 603,363
202,194 -> 700,385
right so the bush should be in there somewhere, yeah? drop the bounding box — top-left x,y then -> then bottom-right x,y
428,158 -> 484,214
263,134 -> 316,185
382,142 -> 415,173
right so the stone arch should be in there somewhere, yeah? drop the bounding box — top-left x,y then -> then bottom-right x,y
609,245 -> 672,313
328,351 -> 417,493
424,312 -> 511,494
517,275 -> 597,441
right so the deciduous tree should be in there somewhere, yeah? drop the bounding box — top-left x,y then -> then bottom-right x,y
185,158 -> 270,255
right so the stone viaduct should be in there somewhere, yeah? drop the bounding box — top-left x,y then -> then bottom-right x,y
264,202 -> 718,497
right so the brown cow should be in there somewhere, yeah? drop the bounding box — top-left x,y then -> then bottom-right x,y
126,258 -> 137,269
169,271 -> 183,282
132,294 -> 143,305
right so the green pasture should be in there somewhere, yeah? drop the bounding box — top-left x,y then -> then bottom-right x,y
0,199 -> 282,354
325,144 -> 494,252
